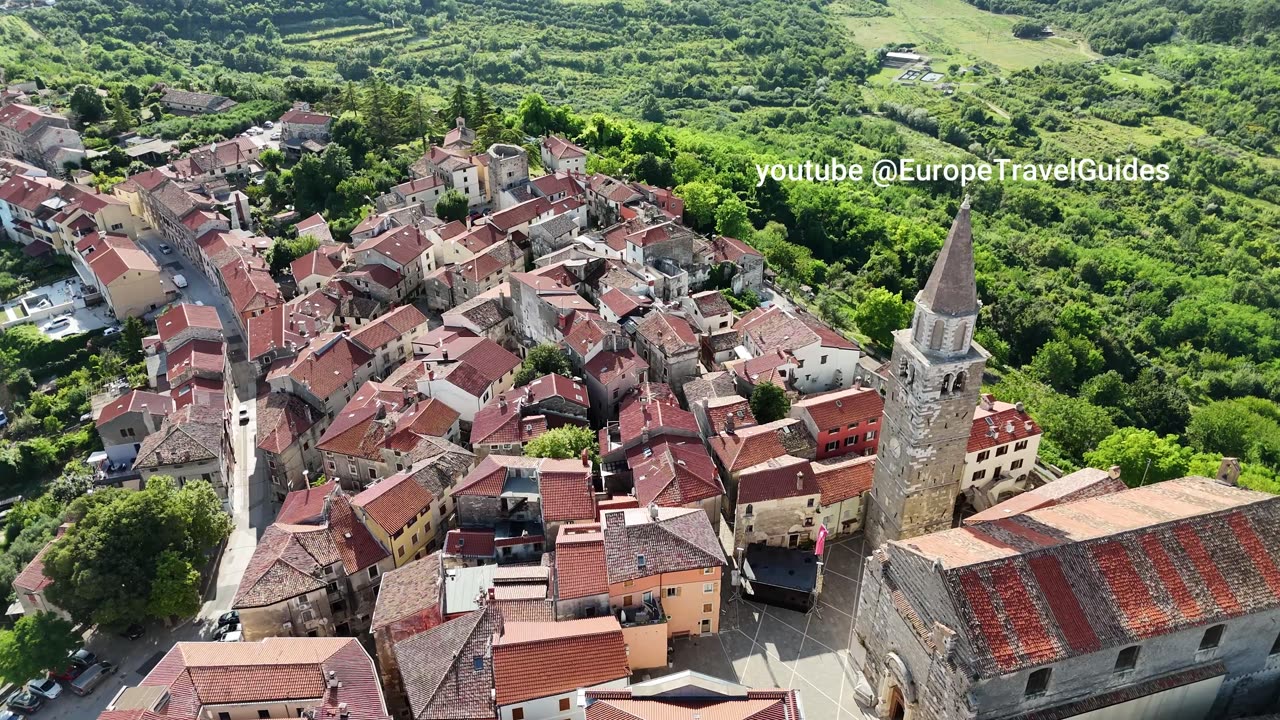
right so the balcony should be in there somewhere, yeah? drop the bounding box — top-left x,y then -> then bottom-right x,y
87,448 -> 141,486
617,597 -> 665,628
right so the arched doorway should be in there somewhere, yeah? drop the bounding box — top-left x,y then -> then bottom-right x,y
887,686 -> 906,720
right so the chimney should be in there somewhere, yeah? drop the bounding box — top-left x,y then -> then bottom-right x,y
498,395 -> 507,411
648,501 -> 659,521
796,470 -> 804,491
580,447 -> 590,467
853,377 -> 863,390
1108,465 -> 1122,481
980,393 -> 995,411
456,116 -> 465,129
1015,401 -> 1025,413
442,348 -> 449,361
1216,457 -> 1241,487
724,414 -> 735,435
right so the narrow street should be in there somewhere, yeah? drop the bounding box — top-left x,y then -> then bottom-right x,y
41,234 -> 274,720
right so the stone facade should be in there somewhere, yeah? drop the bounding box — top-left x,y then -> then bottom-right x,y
865,199 -> 988,549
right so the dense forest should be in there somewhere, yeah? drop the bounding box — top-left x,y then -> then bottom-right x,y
1,0 -> 1279,493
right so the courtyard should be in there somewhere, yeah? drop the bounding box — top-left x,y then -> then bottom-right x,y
663,535 -> 876,720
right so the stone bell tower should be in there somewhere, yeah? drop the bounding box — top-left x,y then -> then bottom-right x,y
864,197 -> 989,549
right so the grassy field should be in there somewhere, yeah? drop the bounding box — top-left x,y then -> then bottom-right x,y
832,0 -> 1099,72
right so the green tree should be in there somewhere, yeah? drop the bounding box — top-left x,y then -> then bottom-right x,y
750,382 -> 790,423
515,343 -> 572,386
269,235 -> 320,275
258,148 -> 284,173
435,190 -> 469,223
43,476 -> 230,627
1186,398 -> 1280,468
470,79 -> 493,125
69,85 -> 107,123
1084,428 -> 1193,487
0,612 -> 81,682
446,82 -> 470,124
524,426 -> 598,461
1034,395 -> 1117,466
1029,340 -> 1077,391
674,181 -> 725,231
715,195 -> 751,239
147,550 -> 201,618
109,98 -> 134,133
516,93 -> 555,136
120,315 -> 147,363
851,288 -> 912,348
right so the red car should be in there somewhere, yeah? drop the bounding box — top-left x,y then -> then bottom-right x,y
48,650 -> 97,683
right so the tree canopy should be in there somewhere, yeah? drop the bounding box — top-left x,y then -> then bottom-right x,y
515,344 -> 573,387
750,382 -> 790,423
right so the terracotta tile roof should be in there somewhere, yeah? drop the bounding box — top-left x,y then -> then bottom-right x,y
791,386 -> 883,433
691,290 -> 732,318
220,254 -> 282,317
96,389 -> 173,427
167,338 -> 225,383
246,303 -> 316,363
517,373 -> 590,410
346,263 -> 403,290
350,304 -> 429,353
554,525 -> 609,600
702,396 -> 756,435
538,466 -> 597,522
135,637 -> 388,720
965,468 -> 1127,525
886,476 -> 1280,678
422,336 -> 520,385
0,103 -> 62,134
542,136 -> 586,160
736,308 -> 820,354
630,442 -> 723,508
492,618 -> 629,706
13,540 -> 55,593
133,403 -> 224,468
444,529 -> 496,559
318,382 -> 457,460
380,442 -> 475,501
636,312 -> 699,356
601,507 -> 725,583
395,607 -> 500,720
235,489 -> 387,608
280,108 -> 333,125
471,401 -> 546,446
352,474 -> 436,535
813,455 -> 875,505
728,350 -> 795,386
371,552 -> 442,631
84,237 -> 158,285
736,455 -> 820,505
171,376 -> 225,411
618,390 -> 698,447
708,421 -> 796,474
156,304 -> 222,345
708,234 -> 761,263
487,197 -> 551,234
276,481 -> 337,525
598,288 -> 648,320
291,247 -> 343,282
682,372 -> 740,407
267,333 -> 373,403
364,225 -> 434,267
969,400 -> 1042,453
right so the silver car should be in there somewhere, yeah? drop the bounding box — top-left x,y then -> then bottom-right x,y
26,678 -> 60,701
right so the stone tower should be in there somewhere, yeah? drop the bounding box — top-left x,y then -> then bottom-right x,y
864,198 -> 989,549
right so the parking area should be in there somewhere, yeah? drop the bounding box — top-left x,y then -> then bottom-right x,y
663,536 -> 876,720
0,277 -> 116,337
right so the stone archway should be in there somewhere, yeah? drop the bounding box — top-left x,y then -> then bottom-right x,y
888,687 -> 906,720
877,652 -> 917,720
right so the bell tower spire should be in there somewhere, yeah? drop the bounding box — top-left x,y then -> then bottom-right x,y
864,198 -> 989,548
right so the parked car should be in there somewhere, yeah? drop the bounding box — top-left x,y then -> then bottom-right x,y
5,691 -> 42,714
0,409 -> 9,429
238,404 -> 250,426
173,274 -> 189,289
213,623 -> 240,641
2,708 -> 20,720
158,243 -> 172,254
120,623 -> 144,640
217,610 -> 239,627
219,629 -> 242,643
25,679 -> 60,701
263,121 -> 274,129
102,326 -> 122,337
69,662 -> 113,697
43,318 -> 70,332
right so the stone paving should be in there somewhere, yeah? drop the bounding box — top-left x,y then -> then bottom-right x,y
659,535 -> 877,720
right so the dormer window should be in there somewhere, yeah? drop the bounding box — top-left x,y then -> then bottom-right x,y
636,554 -> 646,568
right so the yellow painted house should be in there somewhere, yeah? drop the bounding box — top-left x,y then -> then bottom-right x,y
351,473 -> 437,566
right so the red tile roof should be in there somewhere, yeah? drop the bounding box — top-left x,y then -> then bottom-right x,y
702,396 -> 756,435
517,373 -> 590,410
886,476 -> 1280,678
636,312 -> 699,356
350,304 -> 429,352
444,529 -> 496,559
96,389 -> 173,427
709,234 -> 761,263
268,333 -> 372,402
394,606 -> 499,720
791,386 -> 884,433
351,474 -> 436,535
471,401 -> 546,446
134,638 -> 388,720
554,525 -> 609,600
13,541 -> 55,593
290,247 -> 343,282
969,401 -> 1042,453
599,288 -> 648,319
492,618 -> 629,706
617,390 -> 698,447
318,382 -> 458,460
630,442 -> 723,508
708,421 -> 793,474
539,466 -> 597,522
735,455 -> 820,504
280,108 -> 333,125
276,480 -> 337,525
364,225 -> 434,267
542,135 -> 586,160
813,455 -> 875,505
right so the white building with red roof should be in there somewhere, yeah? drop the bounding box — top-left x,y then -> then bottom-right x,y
98,637 -> 389,720
961,394 -> 1043,511
734,306 -> 860,394
291,245 -> 346,295
349,304 -> 431,378
0,103 -> 84,173
415,336 -> 521,423
540,135 -> 587,175
266,332 -> 377,416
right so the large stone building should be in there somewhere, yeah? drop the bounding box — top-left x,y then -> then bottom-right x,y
853,469 -> 1280,720
864,198 -> 989,548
